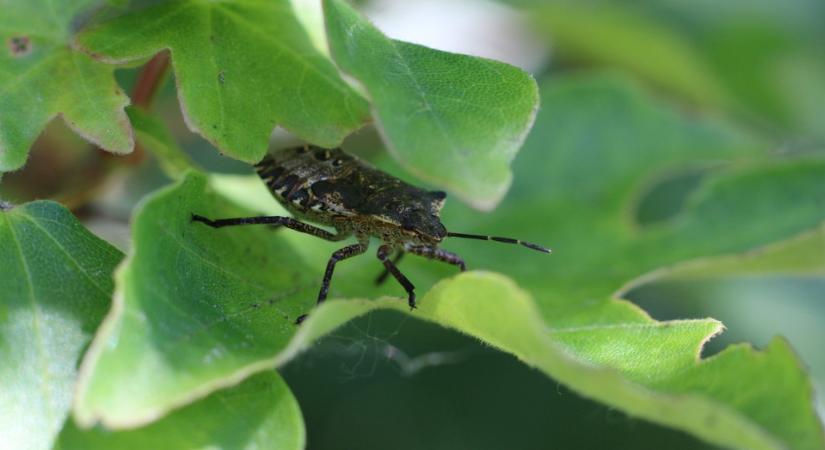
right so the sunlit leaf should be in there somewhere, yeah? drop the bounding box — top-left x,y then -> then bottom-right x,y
323,0 -> 539,210
0,201 -> 122,450
72,172 -> 320,427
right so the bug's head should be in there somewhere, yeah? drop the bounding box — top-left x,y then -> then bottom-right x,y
387,190 -> 448,244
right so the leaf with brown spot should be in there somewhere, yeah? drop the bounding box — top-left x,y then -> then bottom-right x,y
0,0 -> 134,172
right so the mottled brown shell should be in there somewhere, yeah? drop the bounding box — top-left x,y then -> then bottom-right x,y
255,145 -> 447,246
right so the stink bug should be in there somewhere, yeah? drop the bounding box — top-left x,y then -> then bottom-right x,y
192,145 -> 550,323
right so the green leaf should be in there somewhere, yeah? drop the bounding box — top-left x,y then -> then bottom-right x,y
73,172 -> 321,427
56,372 -> 304,450
76,0 -> 370,164
0,0 -> 133,172
0,201 -> 123,450
644,223 -> 825,281
323,0 -> 539,210
74,75 -> 825,448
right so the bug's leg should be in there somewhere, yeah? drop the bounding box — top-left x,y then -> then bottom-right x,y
295,240 -> 369,324
374,251 -> 404,286
376,244 -> 417,310
407,245 -> 466,272
191,214 -> 348,241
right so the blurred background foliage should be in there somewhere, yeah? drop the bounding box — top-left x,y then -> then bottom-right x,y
2,0 -> 823,448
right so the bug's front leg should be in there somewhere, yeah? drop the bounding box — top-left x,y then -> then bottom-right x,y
376,244 -> 416,310
295,240 -> 369,324
406,245 -> 466,271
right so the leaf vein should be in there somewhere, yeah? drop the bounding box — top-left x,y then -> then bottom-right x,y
17,213 -> 113,298
2,213 -> 55,427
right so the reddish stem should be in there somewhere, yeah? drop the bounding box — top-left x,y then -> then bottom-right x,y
102,51 -> 171,167
132,51 -> 171,108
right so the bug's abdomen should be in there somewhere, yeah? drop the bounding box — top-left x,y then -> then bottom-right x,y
255,155 -> 315,214
254,146 -> 356,223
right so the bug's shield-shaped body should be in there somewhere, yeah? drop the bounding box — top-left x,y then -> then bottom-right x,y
194,145 -> 547,323
255,145 -> 447,247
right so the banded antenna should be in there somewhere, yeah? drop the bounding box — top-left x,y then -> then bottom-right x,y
446,232 -> 551,253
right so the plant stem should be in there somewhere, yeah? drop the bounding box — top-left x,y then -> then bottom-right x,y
132,51 -> 171,109
112,51 -> 172,166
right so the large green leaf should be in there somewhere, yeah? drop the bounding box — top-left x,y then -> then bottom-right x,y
72,172 -> 323,427
76,0 -> 369,164
57,372 -> 304,450
0,201 -> 123,450
323,0 -> 539,210
0,0 -> 133,172
73,74 -> 825,448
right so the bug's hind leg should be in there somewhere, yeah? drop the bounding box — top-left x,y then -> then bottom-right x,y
407,245 -> 466,272
191,214 -> 348,241
295,240 -> 368,324
377,245 -> 416,310
374,251 -> 404,285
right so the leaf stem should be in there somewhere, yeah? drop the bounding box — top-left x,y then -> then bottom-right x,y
111,51 -> 172,166
132,51 -> 171,109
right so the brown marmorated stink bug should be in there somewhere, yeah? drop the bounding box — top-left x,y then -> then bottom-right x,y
192,145 -> 550,323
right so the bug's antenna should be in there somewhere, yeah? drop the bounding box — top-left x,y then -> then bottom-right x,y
446,232 -> 551,253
